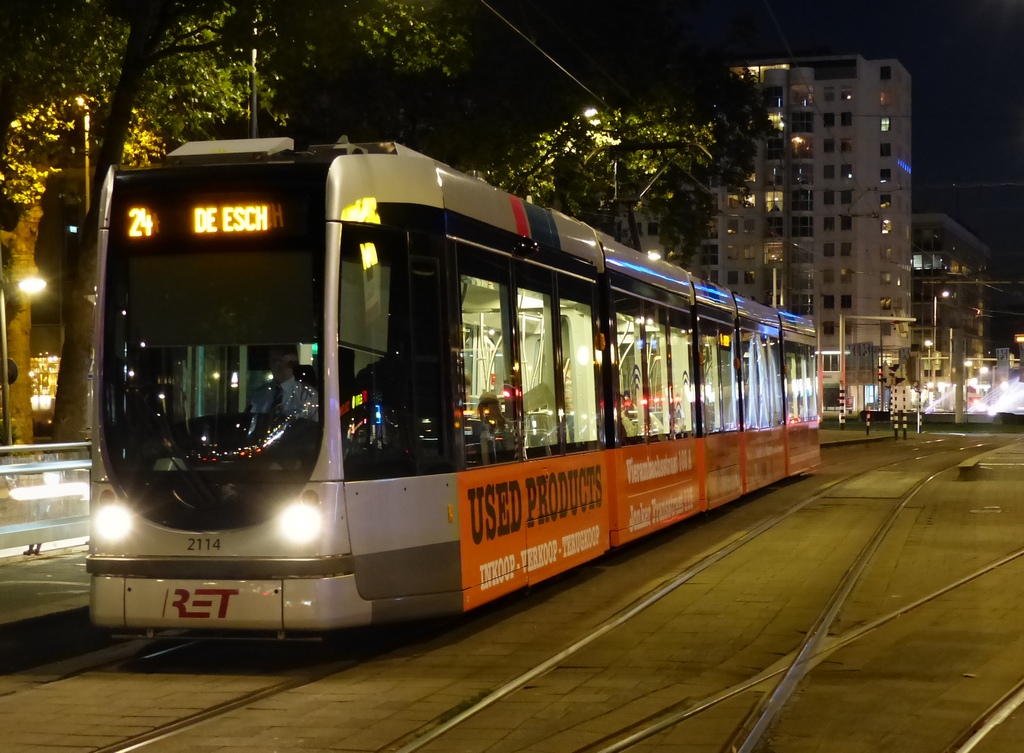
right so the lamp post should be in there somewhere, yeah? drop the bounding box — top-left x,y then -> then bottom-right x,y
74,97 -> 91,214
931,289 -> 950,381
0,239 -> 46,445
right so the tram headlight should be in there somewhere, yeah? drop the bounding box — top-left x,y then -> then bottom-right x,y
278,501 -> 322,544
95,503 -> 132,542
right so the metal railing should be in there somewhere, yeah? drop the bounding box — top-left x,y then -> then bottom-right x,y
0,441 -> 91,553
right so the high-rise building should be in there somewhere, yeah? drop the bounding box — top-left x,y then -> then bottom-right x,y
697,55 -> 912,414
911,213 -> 990,413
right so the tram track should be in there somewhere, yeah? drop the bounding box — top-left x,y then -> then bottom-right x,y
3,435 -> 1016,753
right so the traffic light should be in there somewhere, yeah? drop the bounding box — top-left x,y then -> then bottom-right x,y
888,363 -> 905,387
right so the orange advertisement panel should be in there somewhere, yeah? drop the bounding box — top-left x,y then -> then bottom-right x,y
457,452 -> 610,611
607,438 -> 702,547
704,432 -> 743,509
786,420 -> 821,475
742,426 -> 787,494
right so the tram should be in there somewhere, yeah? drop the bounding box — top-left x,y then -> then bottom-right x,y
87,137 -> 819,634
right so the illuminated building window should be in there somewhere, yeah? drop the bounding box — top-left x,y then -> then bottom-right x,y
880,91 -> 891,106
769,112 -> 785,131
765,191 -> 783,212
881,116 -> 891,131
764,241 -> 784,263
880,193 -> 892,208
881,218 -> 893,234
790,136 -> 812,158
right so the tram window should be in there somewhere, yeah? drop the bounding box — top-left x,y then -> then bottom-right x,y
785,341 -> 817,421
517,282 -> 558,456
558,276 -> 600,449
338,225 -> 417,480
742,331 -> 782,429
646,310 -> 671,439
615,295 -> 645,444
668,313 -> 695,437
700,321 -> 738,433
460,266 -> 516,467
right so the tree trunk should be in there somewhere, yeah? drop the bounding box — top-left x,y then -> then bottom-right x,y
51,0 -> 173,441
0,203 -> 43,444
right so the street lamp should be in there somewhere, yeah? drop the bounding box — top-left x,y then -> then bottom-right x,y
0,239 -> 46,445
931,289 -> 950,380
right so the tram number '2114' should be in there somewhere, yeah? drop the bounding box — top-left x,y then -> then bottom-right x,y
187,537 -> 221,551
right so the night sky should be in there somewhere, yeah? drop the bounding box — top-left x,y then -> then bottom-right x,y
698,0 -> 1024,279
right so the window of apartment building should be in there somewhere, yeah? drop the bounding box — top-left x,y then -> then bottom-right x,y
823,85 -> 835,102
708,218 -> 718,239
880,297 -> 892,310
841,190 -> 853,204
791,136 -> 812,158
744,270 -> 756,284
766,216 -> 784,237
842,163 -> 853,179
840,269 -> 852,284
841,87 -> 853,100
881,116 -> 891,132
764,86 -> 784,109
823,189 -> 835,205
792,163 -> 813,184
791,111 -> 813,132
823,242 -> 835,257
743,245 -> 755,260
880,91 -> 892,107
769,112 -> 784,131
765,190 -> 783,212
880,246 -> 892,260
840,111 -> 853,126
743,219 -> 756,234
880,65 -> 891,80
648,222 -> 659,236
791,216 -> 814,237
880,168 -> 891,182
840,215 -> 852,231
823,112 -> 835,127
726,244 -> 738,260
823,138 -> 836,154
824,164 -> 836,180
881,218 -> 892,234
845,319 -> 854,336
766,138 -> 784,160
708,270 -> 719,283
823,294 -> 835,309
727,270 -> 739,285
880,193 -> 892,208
822,321 -> 836,336
840,138 -> 853,152
823,217 -> 836,232
841,294 -> 853,308
701,244 -> 719,265
727,219 -> 739,234
880,272 -> 892,285
823,268 -> 835,283
764,241 -> 783,263
791,85 -> 813,107
840,242 -> 852,256
791,189 -> 813,211
880,142 -> 892,157
767,165 -> 785,185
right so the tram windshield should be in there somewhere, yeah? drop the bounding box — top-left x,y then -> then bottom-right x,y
100,242 -> 323,529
